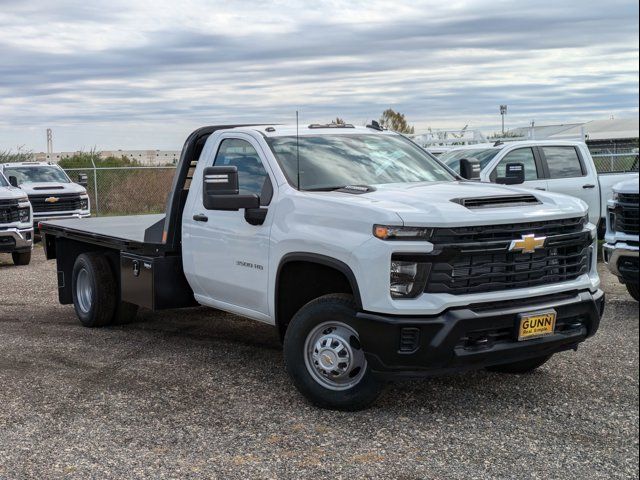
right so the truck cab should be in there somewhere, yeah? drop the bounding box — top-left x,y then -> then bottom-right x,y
1,162 -> 91,228
40,124 -> 605,410
440,141 -> 638,233
0,171 -> 33,265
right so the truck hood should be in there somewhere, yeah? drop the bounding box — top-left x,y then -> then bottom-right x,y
19,182 -> 87,196
0,185 -> 30,202
612,176 -> 639,195
320,181 -> 588,226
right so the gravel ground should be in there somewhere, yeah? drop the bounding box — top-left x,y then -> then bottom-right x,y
0,248 -> 638,479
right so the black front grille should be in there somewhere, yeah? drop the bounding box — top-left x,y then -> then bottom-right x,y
422,217 -> 591,295
615,204 -> 639,235
29,193 -> 82,213
619,193 -> 639,204
0,200 -> 19,223
430,216 -> 586,244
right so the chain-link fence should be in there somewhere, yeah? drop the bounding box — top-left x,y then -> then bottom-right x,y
63,166 -> 176,216
590,150 -> 639,174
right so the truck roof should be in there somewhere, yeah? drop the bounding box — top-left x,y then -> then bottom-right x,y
1,161 -> 57,167
223,124 -> 395,137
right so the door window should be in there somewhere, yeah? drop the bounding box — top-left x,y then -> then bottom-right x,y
493,148 -> 540,181
213,138 -> 271,202
543,146 -> 585,178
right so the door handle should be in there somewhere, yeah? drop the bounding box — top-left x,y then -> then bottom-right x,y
582,184 -> 596,189
193,214 -> 208,222
535,187 -> 546,191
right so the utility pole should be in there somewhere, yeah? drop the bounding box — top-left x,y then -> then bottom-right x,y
499,105 -> 508,135
46,128 -> 53,155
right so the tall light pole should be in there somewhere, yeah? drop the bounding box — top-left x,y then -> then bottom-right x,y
46,128 -> 53,155
499,105 -> 507,135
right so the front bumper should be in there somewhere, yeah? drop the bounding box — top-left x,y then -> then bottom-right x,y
603,242 -> 639,284
354,289 -> 604,378
0,227 -> 34,253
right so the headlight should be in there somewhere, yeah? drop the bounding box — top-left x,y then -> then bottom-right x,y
612,192 -> 619,202
374,225 -> 431,241
80,196 -> 89,210
18,207 -> 30,223
390,256 -> 429,298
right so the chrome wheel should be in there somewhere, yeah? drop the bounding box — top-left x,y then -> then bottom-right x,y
304,321 -> 367,391
76,267 -> 93,314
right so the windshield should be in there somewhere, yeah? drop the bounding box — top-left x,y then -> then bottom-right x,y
440,148 -> 500,173
0,173 -> 8,187
3,166 -> 70,185
266,134 -> 454,190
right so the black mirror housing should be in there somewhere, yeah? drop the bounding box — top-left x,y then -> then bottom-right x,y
8,175 -> 19,187
77,173 -> 88,187
202,166 -> 260,211
496,162 -> 525,185
459,158 -> 481,180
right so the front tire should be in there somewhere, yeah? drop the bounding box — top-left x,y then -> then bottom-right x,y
486,354 -> 553,374
283,294 -> 381,411
11,251 -> 31,266
626,283 -> 640,302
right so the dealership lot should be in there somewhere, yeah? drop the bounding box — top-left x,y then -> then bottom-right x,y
0,249 -> 638,479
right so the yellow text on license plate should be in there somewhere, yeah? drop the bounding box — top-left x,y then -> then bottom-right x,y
518,310 -> 557,341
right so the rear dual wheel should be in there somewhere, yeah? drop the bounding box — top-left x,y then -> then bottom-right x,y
72,252 -> 138,327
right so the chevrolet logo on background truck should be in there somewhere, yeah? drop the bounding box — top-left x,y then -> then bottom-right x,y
509,234 -> 547,254
44,196 -> 60,203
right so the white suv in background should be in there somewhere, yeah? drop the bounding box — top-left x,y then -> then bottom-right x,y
0,172 -> 33,265
1,162 -> 90,229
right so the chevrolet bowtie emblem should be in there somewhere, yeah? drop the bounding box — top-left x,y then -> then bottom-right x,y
509,234 -> 546,253
45,196 -> 59,203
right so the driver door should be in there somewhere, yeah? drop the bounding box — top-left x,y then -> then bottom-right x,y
183,135 -> 274,319
489,147 -> 548,192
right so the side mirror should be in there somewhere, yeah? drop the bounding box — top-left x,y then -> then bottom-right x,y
202,166 -> 260,211
496,163 -> 525,185
8,176 -> 19,187
77,173 -> 88,187
459,158 -> 481,180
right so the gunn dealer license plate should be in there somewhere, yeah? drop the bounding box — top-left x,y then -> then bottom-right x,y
518,310 -> 557,341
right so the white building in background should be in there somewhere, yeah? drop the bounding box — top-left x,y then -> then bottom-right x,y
34,150 -> 181,165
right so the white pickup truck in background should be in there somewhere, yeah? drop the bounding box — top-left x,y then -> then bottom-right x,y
0,171 -> 33,265
0,162 -> 91,231
440,141 -> 639,236
603,178 -> 639,301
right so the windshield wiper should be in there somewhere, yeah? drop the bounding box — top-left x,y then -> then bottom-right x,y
302,185 -> 347,192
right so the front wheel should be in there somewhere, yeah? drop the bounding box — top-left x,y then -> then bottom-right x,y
626,283 -> 640,302
486,354 -> 553,374
283,294 -> 381,411
12,251 -> 31,266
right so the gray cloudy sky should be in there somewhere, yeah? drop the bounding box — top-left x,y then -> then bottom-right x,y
0,0 -> 638,151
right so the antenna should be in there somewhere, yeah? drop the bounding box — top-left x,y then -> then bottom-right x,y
296,110 -> 301,191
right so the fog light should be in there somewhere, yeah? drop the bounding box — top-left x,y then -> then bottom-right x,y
390,258 -> 428,298
18,207 -> 30,223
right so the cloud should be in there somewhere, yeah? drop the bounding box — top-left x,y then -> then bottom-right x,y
0,0 -> 637,150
